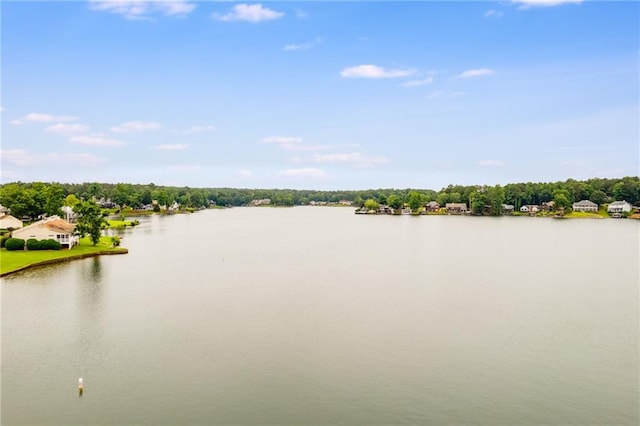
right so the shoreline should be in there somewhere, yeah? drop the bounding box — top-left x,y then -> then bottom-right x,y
0,248 -> 128,278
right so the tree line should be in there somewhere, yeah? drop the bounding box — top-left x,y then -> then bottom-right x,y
0,176 -> 638,219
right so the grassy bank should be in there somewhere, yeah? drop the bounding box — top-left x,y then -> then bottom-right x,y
563,210 -> 609,219
105,219 -> 139,228
0,236 -> 127,276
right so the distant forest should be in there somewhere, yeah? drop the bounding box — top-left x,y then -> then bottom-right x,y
0,176 -> 639,219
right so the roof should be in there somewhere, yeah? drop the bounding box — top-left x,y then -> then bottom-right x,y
16,216 -> 75,234
609,200 -> 630,206
446,203 -> 467,208
573,200 -> 597,206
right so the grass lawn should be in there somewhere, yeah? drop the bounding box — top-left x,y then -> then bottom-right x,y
0,236 -> 127,276
563,210 -> 608,219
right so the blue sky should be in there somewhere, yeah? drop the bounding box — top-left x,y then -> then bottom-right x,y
1,0 -> 638,190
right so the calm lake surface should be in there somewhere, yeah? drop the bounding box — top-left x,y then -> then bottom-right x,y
2,207 -> 638,425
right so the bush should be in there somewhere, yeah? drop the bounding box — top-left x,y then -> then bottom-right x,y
0,234 -> 10,248
5,238 -> 25,251
26,238 -> 61,250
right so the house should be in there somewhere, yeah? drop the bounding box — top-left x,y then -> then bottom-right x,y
572,200 -> 598,212
249,198 -> 271,206
61,205 -> 78,223
607,201 -> 632,213
0,204 -> 9,214
446,203 -> 468,215
424,201 -> 440,212
520,205 -> 540,214
502,204 -> 514,215
11,216 -> 78,249
541,201 -> 555,212
377,205 -> 394,214
96,198 -> 116,209
0,214 -> 23,230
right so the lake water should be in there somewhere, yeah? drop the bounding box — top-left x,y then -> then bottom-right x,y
2,207 -> 638,425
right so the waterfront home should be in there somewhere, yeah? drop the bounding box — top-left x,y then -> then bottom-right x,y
607,201 -> 632,213
425,201 -> 440,212
445,203 -> 468,215
249,198 -> 271,206
11,216 -> 78,249
541,201 -> 555,211
377,205 -> 394,214
520,205 -> 540,214
502,204 -> 515,215
572,200 -> 598,212
0,214 -> 23,230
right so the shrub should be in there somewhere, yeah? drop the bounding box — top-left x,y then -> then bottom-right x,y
5,238 -> 25,251
43,239 -> 62,250
26,238 -> 61,250
0,234 -> 10,248
26,239 -> 41,250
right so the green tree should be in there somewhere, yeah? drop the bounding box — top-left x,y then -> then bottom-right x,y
74,200 -> 107,245
387,194 -> 403,210
65,194 -> 81,207
364,199 -> 379,211
469,190 -> 486,215
589,189 -> 608,205
44,184 -> 66,217
407,191 -> 424,212
485,185 -> 505,216
553,189 -> 572,211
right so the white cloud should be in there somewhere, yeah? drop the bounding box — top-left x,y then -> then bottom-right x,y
456,68 -> 495,79
184,125 -> 215,134
262,136 -> 303,144
426,91 -> 466,100
236,169 -> 254,177
14,113 -> 78,124
341,65 -> 417,79
0,149 -> 106,166
277,168 -> 326,177
0,106 -> 5,112
282,143 -> 331,152
484,10 -> 504,18
512,0 -> 582,8
69,134 -> 125,147
89,1 -> 196,20
477,159 -> 505,167
283,37 -> 323,51
110,121 -> 161,133
214,4 -> 284,23
313,152 -> 391,168
295,8 -> 308,19
155,144 -> 188,151
45,123 -> 90,135
400,77 -> 434,87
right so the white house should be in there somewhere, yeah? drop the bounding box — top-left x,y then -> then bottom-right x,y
607,201 -> 632,213
572,200 -> 598,212
12,216 -> 78,249
61,205 -> 78,223
0,214 -> 23,230
520,205 -> 539,213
